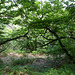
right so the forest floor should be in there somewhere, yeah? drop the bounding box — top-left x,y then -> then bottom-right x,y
0,52 -> 48,64
0,50 -> 74,75
0,51 -> 54,75
0,50 -> 63,69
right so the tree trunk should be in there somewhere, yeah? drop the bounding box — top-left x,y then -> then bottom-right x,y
46,27 -> 75,64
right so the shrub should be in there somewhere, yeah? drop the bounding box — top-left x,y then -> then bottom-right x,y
11,57 -> 34,66
28,71 -> 43,75
32,51 -> 38,55
0,58 -> 3,65
44,64 -> 75,75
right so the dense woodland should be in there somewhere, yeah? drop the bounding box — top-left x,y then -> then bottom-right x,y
0,0 -> 75,75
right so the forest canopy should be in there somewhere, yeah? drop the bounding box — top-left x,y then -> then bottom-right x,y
0,0 -> 75,63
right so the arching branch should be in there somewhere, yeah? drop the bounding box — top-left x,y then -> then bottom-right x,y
0,31 -> 29,46
46,27 -> 75,64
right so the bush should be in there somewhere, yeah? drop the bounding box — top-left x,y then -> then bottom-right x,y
32,51 -> 38,55
44,64 -> 75,75
11,57 -> 34,66
0,59 -> 3,65
28,71 -> 43,75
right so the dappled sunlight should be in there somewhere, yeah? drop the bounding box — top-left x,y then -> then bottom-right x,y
26,53 -> 47,58
8,52 -> 23,57
0,52 -> 48,64
0,52 -> 23,64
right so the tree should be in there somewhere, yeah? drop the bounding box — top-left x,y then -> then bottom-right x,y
0,0 -> 75,63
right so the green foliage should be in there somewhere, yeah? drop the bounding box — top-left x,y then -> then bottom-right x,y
0,65 -> 27,75
28,71 -> 43,75
0,0 -> 75,64
44,68 -> 74,75
0,71 -> 6,75
25,64 -> 75,75
0,24 -> 5,41
32,51 -> 38,54
11,57 -> 34,66
43,64 -> 75,75
0,58 -> 4,66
